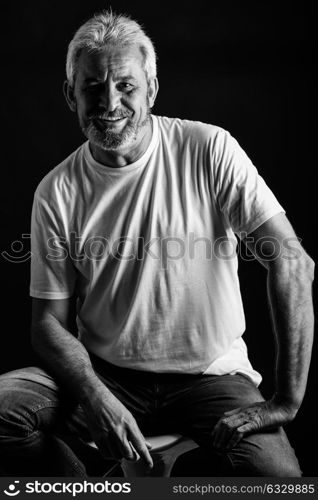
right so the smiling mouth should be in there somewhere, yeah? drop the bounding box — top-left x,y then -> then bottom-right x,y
96,117 -> 127,123
93,117 -> 127,130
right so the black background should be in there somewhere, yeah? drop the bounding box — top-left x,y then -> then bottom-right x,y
0,0 -> 316,476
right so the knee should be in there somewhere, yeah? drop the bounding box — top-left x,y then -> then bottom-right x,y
275,461 -> 302,477
252,455 -> 302,477
232,450 -> 302,477
0,377 -> 35,437
235,430 -> 302,477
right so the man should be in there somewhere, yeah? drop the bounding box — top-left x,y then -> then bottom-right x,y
0,10 -> 314,476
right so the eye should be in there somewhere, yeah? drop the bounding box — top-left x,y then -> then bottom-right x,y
118,82 -> 135,92
83,83 -> 103,93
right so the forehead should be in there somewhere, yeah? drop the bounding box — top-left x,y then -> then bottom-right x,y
76,44 -> 145,82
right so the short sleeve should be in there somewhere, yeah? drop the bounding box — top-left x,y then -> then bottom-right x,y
30,193 -> 76,299
213,130 -> 285,239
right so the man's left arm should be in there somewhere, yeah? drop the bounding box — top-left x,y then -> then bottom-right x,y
211,212 -> 315,450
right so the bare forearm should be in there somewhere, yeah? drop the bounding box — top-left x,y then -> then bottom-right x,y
31,316 -> 109,405
31,315 -> 153,465
267,255 -> 315,410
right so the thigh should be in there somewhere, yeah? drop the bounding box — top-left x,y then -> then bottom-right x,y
0,367 -> 90,476
0,362 -> 156,438
228,426 -> 301,476
161,373 -> 301,476
162,373 -> 264,440
0,366 -> 82,436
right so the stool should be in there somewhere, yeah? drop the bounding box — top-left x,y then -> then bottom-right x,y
83,434 -> 198,477
121,434 -> 199,477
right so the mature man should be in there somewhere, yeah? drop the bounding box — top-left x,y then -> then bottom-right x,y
0,10 -> 314,476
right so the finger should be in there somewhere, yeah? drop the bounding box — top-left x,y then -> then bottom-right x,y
223,407 -> 243,417
132,438 -> 153,468
226,422 -> 257,449
211,414 -> 245,443
237,422 -> 258,434
226,428 -> 244,449
226,421 -> 260,450
213,417 -> 243,449
106,431 -> 138,462
213,413 -> 255,450
146,441 -> 153,449
212,410 -> 245,435
211,416 -> 225,435
129,431 -> 153,468
128,441 -> 140,461
117,436 -> 140,461
212,425 -> 229,449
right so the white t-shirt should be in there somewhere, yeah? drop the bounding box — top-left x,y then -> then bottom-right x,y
30,115 -> 285,385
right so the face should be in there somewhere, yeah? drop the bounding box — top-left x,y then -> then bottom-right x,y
65,44 -> 158,153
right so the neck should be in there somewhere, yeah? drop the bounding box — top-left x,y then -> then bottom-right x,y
89,119 -> 153,168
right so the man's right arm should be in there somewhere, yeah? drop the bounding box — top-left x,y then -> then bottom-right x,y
31,297 -> 153,467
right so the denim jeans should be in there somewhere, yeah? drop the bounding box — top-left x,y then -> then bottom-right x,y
0,355 -> 302,477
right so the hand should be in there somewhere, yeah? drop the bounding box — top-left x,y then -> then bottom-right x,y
211,398 -> 297,451
82,385 -> 153,469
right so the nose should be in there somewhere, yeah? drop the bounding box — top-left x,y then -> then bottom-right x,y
99,83 -> 121,113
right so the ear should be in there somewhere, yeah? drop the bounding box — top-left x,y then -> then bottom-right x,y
63,81 -> 77,112
148,77 -> 159,108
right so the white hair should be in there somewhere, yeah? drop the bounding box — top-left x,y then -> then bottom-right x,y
66,10 -> 157,86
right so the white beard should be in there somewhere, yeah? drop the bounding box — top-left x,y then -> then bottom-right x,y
82,107 -> 151,151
